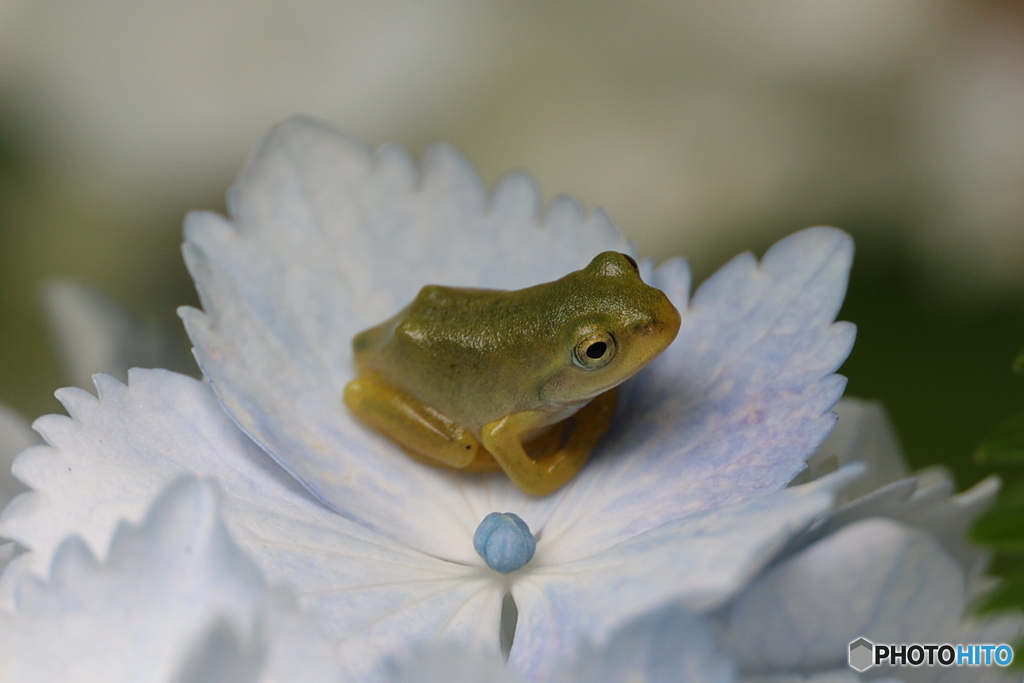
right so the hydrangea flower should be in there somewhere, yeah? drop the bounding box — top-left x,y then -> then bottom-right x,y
715,401 -> 1019,682
1,471 -> 735,683
1,402 -> 1010,682
388,603 -> 736,683
384,401 -> 1019,683
2,117 -> 998,681
0,476 -> 341,683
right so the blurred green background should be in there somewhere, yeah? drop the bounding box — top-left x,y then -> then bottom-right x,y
1,1 -> 1023,490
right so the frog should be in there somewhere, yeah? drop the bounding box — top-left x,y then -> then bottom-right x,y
343,251 -> 681,496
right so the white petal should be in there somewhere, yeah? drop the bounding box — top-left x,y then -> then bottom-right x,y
739,674 -> 865,683
386,606 -> 736,683
507,469 -> 858,680
919,615 -> 1022,683
0,477 -> 341,683
0,369 -> 504,680
0,542 -> 16,576
825,471 -> 998,579
721,519 -> 964,673
782,399 -> 996,577
180,116 -> 630,556
518,227 -> 855,563
555,605 -> 736,683
386,645 -> 524,683
791,398 -> 908,500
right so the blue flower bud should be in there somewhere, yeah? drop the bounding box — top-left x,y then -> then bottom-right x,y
473,512 -> 536,574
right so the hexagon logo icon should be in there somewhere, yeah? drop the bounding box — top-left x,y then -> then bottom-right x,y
849,637 -> 874,672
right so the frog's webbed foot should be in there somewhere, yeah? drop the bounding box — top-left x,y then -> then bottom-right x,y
481,389 -> 618,496
344,375 -> 480,468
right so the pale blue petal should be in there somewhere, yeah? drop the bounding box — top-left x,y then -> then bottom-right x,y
179,116 -> 629,555
0,477 -> 342,683
739,674 -> 866,683
822,471 -> 999,577
0,403 -> 37,510
386,645 -> 524,683
730,582 -> 1020,682
385,606 -> 735,683
507,469 -> 859,681
256,589 -> 346,683
516,227 -> 855,564
791,399 -> 908,500
43,279 -> 192,387
927,669 -> 1018,683
556,604 -> 736,683
779,398 -> 997,577
0,369 -> 504,681
0,542 -> 15,573
924,616 -> 1022,683
721,519 -> 964,674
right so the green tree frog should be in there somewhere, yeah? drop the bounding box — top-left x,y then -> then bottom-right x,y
344,252 -> 681,496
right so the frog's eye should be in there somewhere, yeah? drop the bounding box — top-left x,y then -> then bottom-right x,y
573,331 -> 617,369
589,252 -> 640,277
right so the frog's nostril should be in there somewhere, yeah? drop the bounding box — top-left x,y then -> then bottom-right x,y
474,512 -> 536,574
634,321 -> 656,336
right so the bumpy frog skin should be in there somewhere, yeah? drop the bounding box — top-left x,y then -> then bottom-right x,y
344,252 -> 681,496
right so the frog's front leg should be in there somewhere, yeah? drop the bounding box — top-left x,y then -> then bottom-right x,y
481,389 -> 618,496
344,375 -> 480,468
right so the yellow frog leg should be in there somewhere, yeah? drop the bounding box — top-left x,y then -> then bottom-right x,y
480,389 -> 618,496
344,375 -> 480,468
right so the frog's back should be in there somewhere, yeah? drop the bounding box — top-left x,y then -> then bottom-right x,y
352,285 -> 505,366
351,285 -> 546,433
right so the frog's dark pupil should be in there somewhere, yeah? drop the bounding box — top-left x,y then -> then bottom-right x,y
586,342 -> 607,359
622,254 -> 639,273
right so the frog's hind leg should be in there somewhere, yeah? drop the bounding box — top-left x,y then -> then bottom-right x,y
344,376 -> 480,469
481,389 -> 618,496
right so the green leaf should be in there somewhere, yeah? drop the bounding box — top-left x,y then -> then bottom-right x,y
970,344 -> 1024,631
972,507 -> 1024,553
975,408 -> 1024,464
975,567 -> 1024,613
986,553 -> 1024,578
972,479 -> 1024,552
